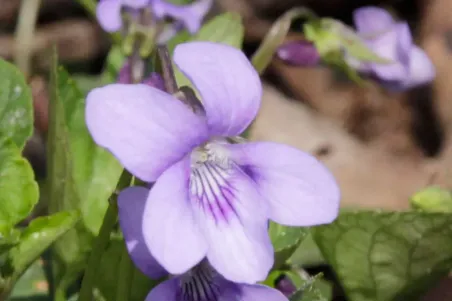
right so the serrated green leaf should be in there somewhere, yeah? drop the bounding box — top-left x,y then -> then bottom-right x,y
0,59 -> 33,149
410,186 -> 452,213
269,222 -> 308,269
0,136 -> 39,232
7,212 -> 79,283
313,211 -> 452,300
251,7 -> 316,74
95,239 -> 160,300
174,12 -> 244,90
57,68 -> 123,234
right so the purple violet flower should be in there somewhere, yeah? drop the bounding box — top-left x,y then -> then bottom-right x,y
86,41 -> 340,284
96,0 -> 212,34
147,263 -> 287,301
352,6 -> 435,90
277,41 -> 321,67
117,60 -> 166,90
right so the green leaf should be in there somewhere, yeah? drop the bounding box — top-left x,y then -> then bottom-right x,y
7,212 -> 79,283
101,46 -> 126,84
0,59 -> 33,149
174,12 -> 245,90
288,232 -> 325,267
57,68 -> 123,234
0,136 -> 39,232
269,222 -> 309,269
251,7 -> 316,74
9,259 -> 49,301
289,272 -> 331,301
410,186 -> 452,213
313,211 -> 452,300
95,239 -> 160,300
46,49 -> 92,297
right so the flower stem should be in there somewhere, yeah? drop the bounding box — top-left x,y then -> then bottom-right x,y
75,0 -> 96,17
78,201 -> 118,301
157,45 -> 178,94
115,244 -> 134,300
14,0 -> 42,78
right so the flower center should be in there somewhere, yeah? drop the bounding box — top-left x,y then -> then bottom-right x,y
189,142 -> 238,223
177,264 -> 221,301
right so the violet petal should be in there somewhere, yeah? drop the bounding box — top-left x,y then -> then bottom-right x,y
174,42 -> 262,137
353,6 -> 395,34
96,0 -> 123,32
118,186 -> 167,279
142,157 -> 208,275
85,84 -> 208,182
226,142 -> 340,226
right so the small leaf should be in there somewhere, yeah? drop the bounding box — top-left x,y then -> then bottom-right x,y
0,135 -> 39,232
101,46 -> 126,84
95,239 -> 160,300
269,222 -> 309,269
0,59 -> 33,149
289,272 -> 331,301
7,211 -> 79,283
314,211 -> 452,300
252,7 -> 316,74
9,259 -> 49,301
410,186 -> 452,213
288,232 -> 325,267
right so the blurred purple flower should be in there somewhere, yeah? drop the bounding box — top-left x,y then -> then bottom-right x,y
275,275 -> 297,297
277,41 -> 321,66
352,6 -> 435,90
96,0 -> 212,34
86,42 -> 340,284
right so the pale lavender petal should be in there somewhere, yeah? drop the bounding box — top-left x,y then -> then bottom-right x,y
366,26 -> 408,82
353,6 -> 395,34
401,46 -> 435,89
122,0 -> 149,8
146,278 -> 179,301
96,0 -> 123,32
152,0 -> 212,33
238,284 -> 288,301
143,157 -> 208,275
174,42 -> 262,137
227,142 -> 340,226
86,84 -> 208,182
395,22 -> 412,70
118,186 -> 167,279
190,161 -> 273,283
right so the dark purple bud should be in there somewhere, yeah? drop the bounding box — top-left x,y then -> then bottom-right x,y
277,40 -> 321,66
142,72 -> 166,91
275,274 -> 297,297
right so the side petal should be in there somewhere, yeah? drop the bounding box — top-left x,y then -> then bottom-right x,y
96,0 -> 123,32
367,27 -> 409,82
173,42 -> 262,137
402,46 -> 435,88
190,164 -> 273,283
86,84 -> 208,182
226,142 -> 340,226
353,6 -> 395,34
145,278 -> 179,301
143,157 -> 208,275
118,186 -> 167,279
152,0 -> 212,33
238,284 -> 288,301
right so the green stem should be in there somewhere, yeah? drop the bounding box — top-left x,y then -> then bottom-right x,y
115,244 -> 134,300
78,201 -> 118,301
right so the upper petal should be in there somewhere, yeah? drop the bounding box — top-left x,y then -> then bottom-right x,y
353,6 -> 395,34
145,278 -> 179,301
118,186 -> 167,279
190,161 -> 273,283
174,42 -> 262,137
226,142 -> 340,226
86,84 -> 208,182
152,0 -> 212,33
96,0 -> 123,32
142,157 -> 208,275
